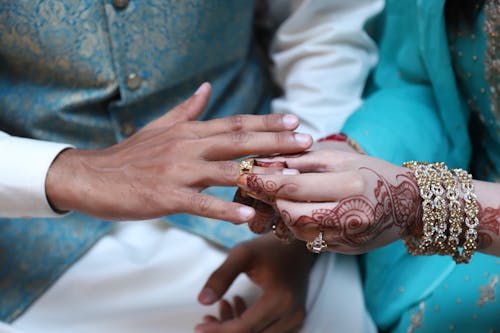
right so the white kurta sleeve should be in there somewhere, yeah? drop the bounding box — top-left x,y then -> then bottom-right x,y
270,0 -> 384,140
0,131 -> 73,217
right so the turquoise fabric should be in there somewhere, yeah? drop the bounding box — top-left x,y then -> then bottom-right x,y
0,0 -> 268,322
343,0 -> 471,168
342,1 -> 500,331
448,10 -> 500,182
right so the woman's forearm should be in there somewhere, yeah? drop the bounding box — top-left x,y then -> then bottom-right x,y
474,180 -> 500,256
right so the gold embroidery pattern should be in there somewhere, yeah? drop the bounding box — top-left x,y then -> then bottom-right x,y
477,274 -> 498,306
484,0 -> 500,121
407,302 -> 426,333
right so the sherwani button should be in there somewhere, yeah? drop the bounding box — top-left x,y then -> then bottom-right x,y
112,0 -> 129,10
126,73 -> 142,90
121,123 -> 136,136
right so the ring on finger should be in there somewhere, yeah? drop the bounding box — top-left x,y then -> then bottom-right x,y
239,158 -> 255,175
306,231 -> 328,254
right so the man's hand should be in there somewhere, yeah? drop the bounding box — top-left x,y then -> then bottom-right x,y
196,234 -> 315,333
45,83 -> 313,222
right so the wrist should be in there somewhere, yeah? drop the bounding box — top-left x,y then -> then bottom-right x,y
401,167 -> 424,238
402,162 -> 479,263
45,148 -> 90,213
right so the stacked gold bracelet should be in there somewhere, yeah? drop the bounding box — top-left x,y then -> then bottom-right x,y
403,161 -> 479,264
453,168 -> 479,263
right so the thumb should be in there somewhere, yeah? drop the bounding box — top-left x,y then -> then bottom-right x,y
198,246 -> 250,305
143,82 -> 211,131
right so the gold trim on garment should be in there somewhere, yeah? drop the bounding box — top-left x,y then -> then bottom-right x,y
484,0 -> 500,121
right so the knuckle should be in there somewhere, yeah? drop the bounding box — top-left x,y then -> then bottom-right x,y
324,150 -> 350,170
189,194 -> 212,213
218,161 -> 239,180
347,172 -> 365,194
263,113 -> 279,129
175,122 -> 195,136
228,114 -> 244,131
169,123 -> 190,138
337,151 -> 359,168
230,131 -> 251,144
168,138 -> 188,153
274,132 -> 285,146
279,182 -> 299,196
294,151 -> 330,171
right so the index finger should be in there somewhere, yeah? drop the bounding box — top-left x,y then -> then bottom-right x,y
198,244 -> 252,305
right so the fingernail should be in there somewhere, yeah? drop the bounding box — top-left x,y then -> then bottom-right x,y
195,82 -> 209,95
238,206 -> 254,220
282,114 -> 298,128
199,288 -> 217,304
294,133 -> 312,146
282,168 -> 299,175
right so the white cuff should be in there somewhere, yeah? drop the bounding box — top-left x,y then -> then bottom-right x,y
0,135 -> 73,218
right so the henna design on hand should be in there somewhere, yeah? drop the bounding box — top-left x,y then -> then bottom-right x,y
272,217 -> 295,243
283,170 -> 421,251
245,174 -> 287,204
254,160 -> 288,168
477,204 -> 500,249
233,160 -> 290,236
233,188 -> 276,234
250,200 -> 276,234
257,152 -> 307,161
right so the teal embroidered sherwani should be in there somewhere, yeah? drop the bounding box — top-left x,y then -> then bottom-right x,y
343,0 -> 500,331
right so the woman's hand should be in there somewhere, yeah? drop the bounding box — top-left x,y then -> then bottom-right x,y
195,233 -> 315,333
45,83 -> 313,222
236,150 -> 422,254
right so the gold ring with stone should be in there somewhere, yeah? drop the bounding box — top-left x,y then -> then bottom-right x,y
306,231 -> 328,254
239,158 -> 255,175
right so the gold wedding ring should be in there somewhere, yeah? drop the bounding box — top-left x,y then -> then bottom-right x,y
239,158 -> 255,175
306,231 -> 328,254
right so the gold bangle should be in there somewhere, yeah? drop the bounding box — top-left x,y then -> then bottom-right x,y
404,161 -> 479,264
442,166 -> 463,259
430,163 -> 449,255
403,161 -> 437,255
452,168 -> 479,263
